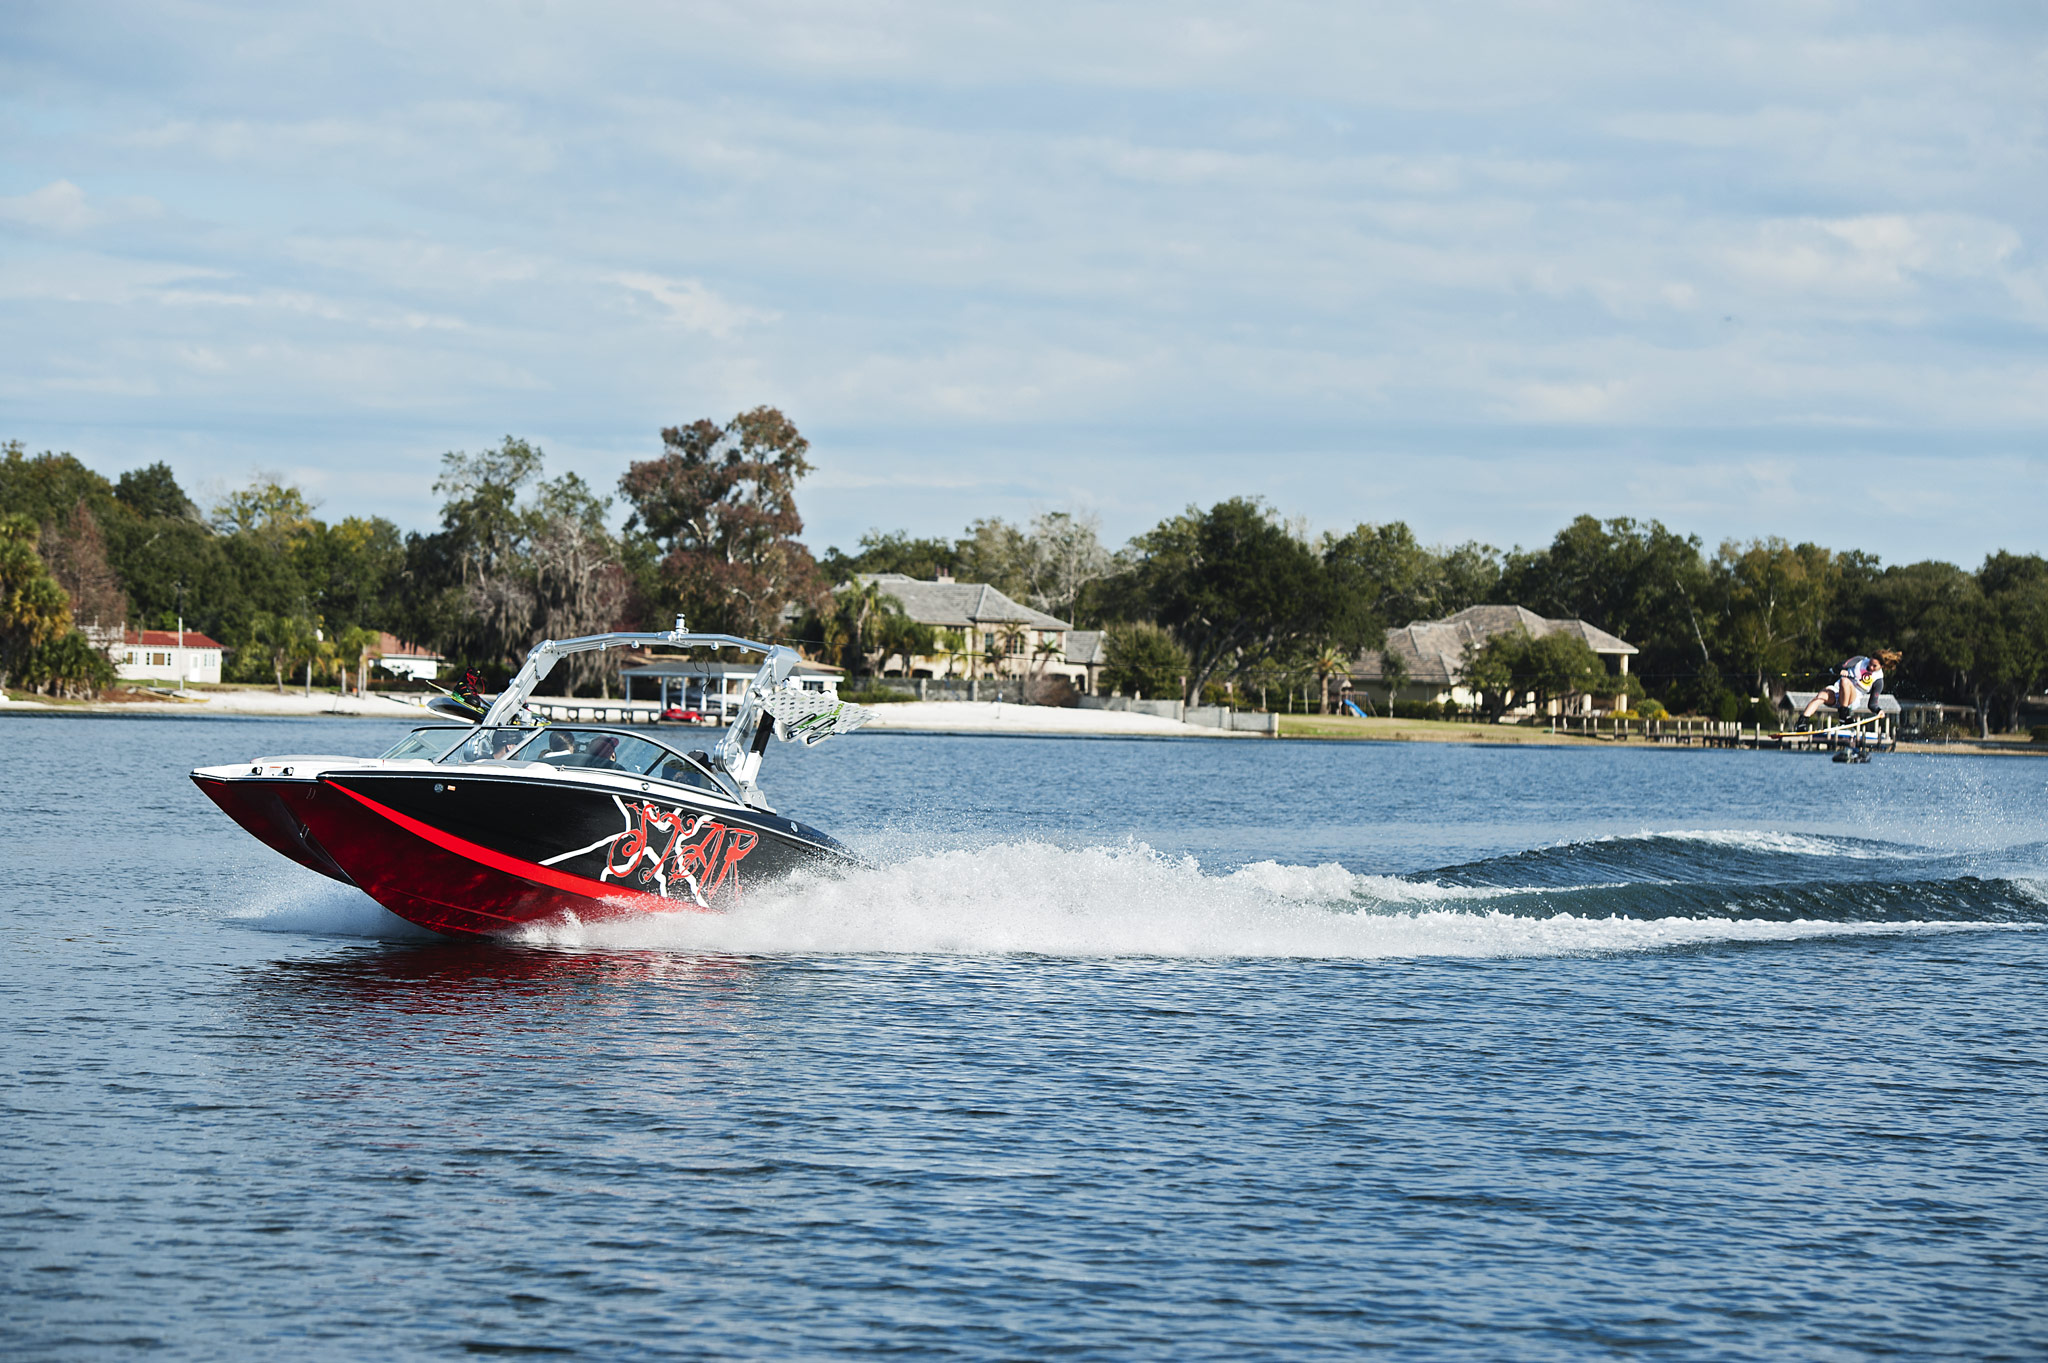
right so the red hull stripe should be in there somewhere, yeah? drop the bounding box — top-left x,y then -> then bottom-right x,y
323,779 -> 710,917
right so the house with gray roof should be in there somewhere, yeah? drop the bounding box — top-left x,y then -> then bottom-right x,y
1350,605 -> 1639,717
852,572 -> 1095,688
1063,630 -> 1106,693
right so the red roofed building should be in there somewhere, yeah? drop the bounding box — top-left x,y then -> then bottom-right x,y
370,631 -> 444,682
117,626 -> 224,685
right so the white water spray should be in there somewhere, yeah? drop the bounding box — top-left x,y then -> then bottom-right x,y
504,839 -> 2005,959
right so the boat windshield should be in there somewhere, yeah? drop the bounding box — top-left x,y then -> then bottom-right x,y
378,727 -> 469,761
439,726 -> 725,794
442,726 -> 546,765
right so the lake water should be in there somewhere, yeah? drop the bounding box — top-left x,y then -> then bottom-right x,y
5,714 -> 2047,1359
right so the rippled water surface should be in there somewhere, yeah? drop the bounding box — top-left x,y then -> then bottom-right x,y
5,715 -> 2048,1359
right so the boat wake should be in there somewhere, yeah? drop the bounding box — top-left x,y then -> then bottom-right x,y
230,831 -> 2048,959
507,833 -> 2046,959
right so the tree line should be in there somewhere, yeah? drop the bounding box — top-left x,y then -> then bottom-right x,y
2,415 -> 2044,734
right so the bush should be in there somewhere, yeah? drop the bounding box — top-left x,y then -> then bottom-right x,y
17,627 -> 116,699
1715,693 -> 1740,723
1026,674 -> 1077,708
2032,725 -> 2048,744
1199,681 -> 1257,710
1636,698 -> 1669,721
1101,622 -> 1189,701
1391,699 -> 1445,721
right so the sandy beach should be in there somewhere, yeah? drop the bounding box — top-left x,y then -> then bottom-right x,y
0,687 -> 433,720
860,700 -> 1253,739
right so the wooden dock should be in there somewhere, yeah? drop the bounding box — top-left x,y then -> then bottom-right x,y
1547,715 -> 1895,752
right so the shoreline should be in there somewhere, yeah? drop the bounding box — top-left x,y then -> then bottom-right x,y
3,689 -> 2040,755
1275,712 -> 2047,757
0,687 -> 431,720
0,689 -> 1251,740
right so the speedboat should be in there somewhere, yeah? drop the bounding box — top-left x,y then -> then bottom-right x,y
192,621 -> 874,937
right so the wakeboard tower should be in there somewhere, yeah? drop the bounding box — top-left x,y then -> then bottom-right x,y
193,620 -> 875,937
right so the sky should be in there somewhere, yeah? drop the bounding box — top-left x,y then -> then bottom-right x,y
3,0 -> 2045,566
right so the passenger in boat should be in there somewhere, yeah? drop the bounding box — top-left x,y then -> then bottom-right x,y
1801,650 -> 1901,726
583,735 -> 622,770
536,729 -> 577,763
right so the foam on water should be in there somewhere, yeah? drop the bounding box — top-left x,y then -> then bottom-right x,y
231,872 -> 436,940
1640,828 -> 1915,859
500,839 -> 2016,959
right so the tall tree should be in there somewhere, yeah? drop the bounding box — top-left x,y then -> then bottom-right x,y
0,514 -> 74,691
210,477 -> 318,544
526,472 -> 628,694
1979,552 -> 2048,734
38,502 -> 128,634
1861,560 -> 1986,728
114,463 -> 198,522
0,442 -> 121,527
954,518 -> 1031,600
426,437 -> 546,668
820,530 -> 958,585
1713,538 -> 1839,697
1499,515 -> 1715,699
297,515 -> 406,636
1023,510 -> 1112,621
619,407 -> 823,640
1122,498 -> 1353,703
1323,521 -> 1501,631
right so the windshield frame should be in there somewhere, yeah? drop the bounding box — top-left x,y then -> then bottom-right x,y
377,725 -> 473,762
433,724 -> 737,799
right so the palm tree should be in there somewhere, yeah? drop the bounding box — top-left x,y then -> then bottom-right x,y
1031,634 -> 1062,678
830,579 -> 887,673
997,623 -> 1028,678
1380,650 -> 1410,719
249,612 -> 318,694
875,613 -> 936,676
1313,644 -> 1348,715
335,625 -> 379,697
928,628 -> 968,679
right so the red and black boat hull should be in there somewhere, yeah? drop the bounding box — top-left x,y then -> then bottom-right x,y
193,769 -> 855,938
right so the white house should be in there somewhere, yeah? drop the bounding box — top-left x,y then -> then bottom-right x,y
116,627 -> 223,685
371,632 -> 444,683
620,658 -> 844,718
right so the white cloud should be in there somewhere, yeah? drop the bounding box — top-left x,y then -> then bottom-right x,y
0,179 -> 162,232
610,273 -> 776,337
1727,213 -> 2026,299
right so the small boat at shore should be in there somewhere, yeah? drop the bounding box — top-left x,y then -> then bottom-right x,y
192,621 -> 873,937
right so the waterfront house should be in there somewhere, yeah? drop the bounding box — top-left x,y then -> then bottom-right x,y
369,632 -> 445,683
620,657 -> 844,718
848,572 -> 1094,690
115,626 -> 223,686
1349,605 -> 1638,717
